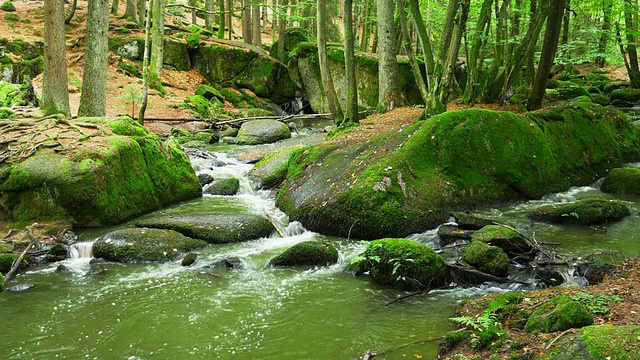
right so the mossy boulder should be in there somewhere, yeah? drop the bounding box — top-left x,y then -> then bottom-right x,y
276,104 -> 640,239
181,252 -> 198,266
450,212 -> 498,230
203,178 -> 240,195
462,241 -> 510,277
437,224 -> 474,245
135,214 -> 274,244
269,241 -> 338,267
92,228 -> 207,263
0,253 -> 28,273
531,197 -> 631,225
541,325 -> 640,360
195,84 -> 223,101
609,88 -> 640,104
525,295 -> 593,334
249,144 -> 306,189
349,238 -> 447,291
0,117 -> 202,226
194,131 -> 219,144
163,38 -> 190,71
600,167 -> 640,195
108,37 -> 145,60
470,225 -> 533,255
236,120 -> 291,145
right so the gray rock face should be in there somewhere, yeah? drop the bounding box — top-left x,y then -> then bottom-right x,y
136,214 -> 275,244
236,120 -> 291,145
92,228 -> 208,263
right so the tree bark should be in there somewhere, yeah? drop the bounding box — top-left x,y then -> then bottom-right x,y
277,0 -> 288,58
527,0 -> 566,111
42,0 -> 70,117
359,0 -> 371,52
226,0 -> 232,40
624,0 -> 640,87
242,0 -> 252,44
407,0 -> 434,75
317,0 -> 343,122
595,0 -> 612,67
398,0 -> 428,105
252,3 -> 262,47
78,0 -> 110,117
124,0 -> 140,24
138,0 -> 153,124
65,0 -> 78,24
111,0 -> 119,15
217,0 -> 225,38
376,0 -> 404,112
189,0 -> 197,24
343,0 -> 358,123
149,0 -> 165,93
205,0 -> 214,30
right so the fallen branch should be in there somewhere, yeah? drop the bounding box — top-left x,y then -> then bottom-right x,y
545,328 -> 575,349
447,263 -> 529,285
363,327 -> 470,359
2,243 -> 33,289
215,113 -> 330,126
385,279 -> 437,306
264,210 -> 286,237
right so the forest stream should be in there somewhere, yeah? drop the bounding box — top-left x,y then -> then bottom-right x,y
1,111 -> 640,360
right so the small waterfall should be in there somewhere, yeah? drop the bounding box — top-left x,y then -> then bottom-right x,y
69,242 -> 95,259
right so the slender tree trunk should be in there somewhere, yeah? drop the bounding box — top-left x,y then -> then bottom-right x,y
205,0 -> 214,30
360,0 -> 371,51
462,0 -> 493,103
78,0 -> 109,117
252,3 -> 261,47
124,0 -> 139,23
42,0 -> 70,117
376,0 -> 404,112
217,0 -> 225,38
242,0 -> 252,44
111,0 -> 119,16
149,0 -> 165,93
65,0 -> 78,24
561,0 -> 570,45
527,0 -> 566,111
407,0 -> 434,74
139,0 -> 153,124
344,0 -> 358,123
317,0 -> 343,122
138,0 -> 146,25
624,0 -> 640,87
226,0 -> 232,40
189,0 -> 197,24
595,0 -> 612,67
398,0 -> 428,105
277,0 -> 288,58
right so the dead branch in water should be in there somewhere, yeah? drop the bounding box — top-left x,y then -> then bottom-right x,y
264,210 -> 285,237
447,263 -> 529,285
2,243 -> 33,289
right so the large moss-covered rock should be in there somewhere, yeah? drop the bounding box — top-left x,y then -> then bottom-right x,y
0,117 -> 202,226
190,41 -> 294,103
541,325 -> 640,360
136,214 -> 274,243
531,197 -> 630,225
462,241 -> 509,277
349,238 -> 447,291
249,144 -> 306,189
163,38 -> 190,71
600,167 -> 640,195
269,241 -> 338,267
0,253 -> 28,273
92,228 -> 207,263
276,104 -> 640,239
609,88 -> 640,104
471,225 -> 533,254
236,120 -> 291,145
525,295 -> 594,334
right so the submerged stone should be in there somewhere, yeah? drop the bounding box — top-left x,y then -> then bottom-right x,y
92,228 -> 207,263
136,214 -> 274,244
181,252 -> 198,266
269,241 -> 338,267
531,197 -> 630,225
202,257 -> 243,269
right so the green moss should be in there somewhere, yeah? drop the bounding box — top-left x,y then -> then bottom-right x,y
351,238 -> 447,291
0,56 -> 13,65
525,295 -> 593,334
1,1 -> 16,11
269,241 -> 338,266
194,131 -> 219,143
205,178 -> 240,195
117,61 -> 141,78
442,330 -> 473,349
4,12 -> 19,22
601,167 -> 640,195
186,33 -> 200,49
108,116 -> 148,137
531,197 -> 630,225
470,225 -> 532,254
327,121 -> 359,140
0,253 -> 28,273
581,325 -> 640,359
114,28 -> 132,34
195,84 -> 222,100
462,241 -> 509,277
249,144 -> 306,189
92,228 -> 207,263
183,95 -> 212,119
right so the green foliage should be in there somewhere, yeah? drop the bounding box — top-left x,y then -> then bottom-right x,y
450,312 -> 508,350
525,295 -> 594,334
1,1 -> 16,11
572,292 -> 621,314
0,253 -> 28,274
4,12 -> 18,22
117,86 -> 143,118
327,121 -> 359,139
117,61 -> 142,78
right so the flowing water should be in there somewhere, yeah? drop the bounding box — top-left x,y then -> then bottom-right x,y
2,116 -> 640,359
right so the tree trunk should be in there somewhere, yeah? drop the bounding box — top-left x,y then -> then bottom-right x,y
595,0 -> 612,68
42,0 -> 70,117
217,0 -> 225,38
111,0 -> 119,16
124,0 -> 139,23
376,0 -> 404,112
149,0 -> 165,93
561,0 -> 570,46
65,0 -> 78,24
343,0 -> 358,123
139,0 -> 153,124
461,0 -> 493,103
317,0 -> 343,122
242,0 -> 252,44
407,0 -> 434,75
205,0 -> 214,30
189,0 -> 197,24
277,0 -> 288,58
252,3 -> 261,47
527,0 -> 566,111
226,0 -> 232,40
78,0 -> 109,117
398,0 -> 428,105
359,0 -> 371,52
624,0 -> 640,87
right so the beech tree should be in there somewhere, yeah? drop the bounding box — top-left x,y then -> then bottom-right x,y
78,0 -> 110,117
149,0 -> 165,93
42,0 -> 70,117
343,0 -> 358,123
376,0 -> 404,112
317,0 -> 343,122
